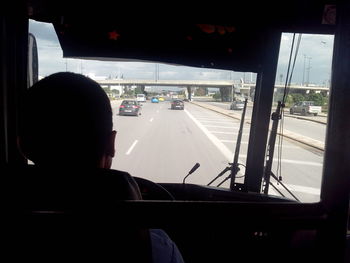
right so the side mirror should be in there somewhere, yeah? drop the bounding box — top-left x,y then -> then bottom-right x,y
27,33 -> 38,88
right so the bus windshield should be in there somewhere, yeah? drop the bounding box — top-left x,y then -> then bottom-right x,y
29,19 -> 334,203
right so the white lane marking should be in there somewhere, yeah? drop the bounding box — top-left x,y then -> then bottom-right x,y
271,183 -> 320,196
150,118 -> 154,122
220,140 -> 300,149
184,109 -> 234,161
238,155 -> 322,166
220,140 -> 249,144
126,140 -> 138,155
269,185 -> 320,197
156,110 -> 159,113
197,119 -> 239,124
202,124 -> 251,130
204,125 -> 241,129
284,184 -> 320,195
210,131 -> 250,136
186,109 -> 322,197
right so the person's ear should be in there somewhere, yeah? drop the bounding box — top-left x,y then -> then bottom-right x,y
107,130 -> 117,157
100,130 -> 116,169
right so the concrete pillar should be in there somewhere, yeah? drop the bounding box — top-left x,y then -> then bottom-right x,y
187,86 -> 192,101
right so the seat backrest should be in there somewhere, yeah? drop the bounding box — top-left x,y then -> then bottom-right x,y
1,164 -> 152,262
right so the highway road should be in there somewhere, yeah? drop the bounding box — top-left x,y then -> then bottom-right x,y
111,100 -> 324,203
205,101 -> 327,142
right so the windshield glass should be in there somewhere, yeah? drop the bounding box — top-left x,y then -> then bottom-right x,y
269,33 -> 333,202
29,20 -> 333,203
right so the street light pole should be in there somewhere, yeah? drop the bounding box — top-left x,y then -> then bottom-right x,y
155,63 -> 159,82
306,56 -> 312,86
302,54 -> 306,86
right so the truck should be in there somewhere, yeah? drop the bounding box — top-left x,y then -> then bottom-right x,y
289,101 -> 322,116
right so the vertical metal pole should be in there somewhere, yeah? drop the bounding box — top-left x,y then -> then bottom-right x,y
319,2 -> 350,261
0,15 -> 28,165
229,99 -> 248,190
244,30 -> 281,193
262,101 -> 282,194
302,54 -> 306,86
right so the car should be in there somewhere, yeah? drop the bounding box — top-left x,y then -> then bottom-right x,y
171,99 -> 184,110
230,100 -> 245,110
158,97 -> 165,102
151,97 -> 159,103
289,101 -> 322,116
136,93 -> 146,103
119,100 -> 141,116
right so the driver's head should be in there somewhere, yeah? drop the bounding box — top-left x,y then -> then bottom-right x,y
19,72 -> 116,168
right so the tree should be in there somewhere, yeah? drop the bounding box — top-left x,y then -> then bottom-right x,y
305,92 -> 327,106
134,86 -> 143,95
212,92 -> 221,101
194,87 -> 207,96
290,93 -> 305,104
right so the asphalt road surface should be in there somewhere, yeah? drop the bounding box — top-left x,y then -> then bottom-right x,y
111,100 -> 324,203
206,101 -> 327,142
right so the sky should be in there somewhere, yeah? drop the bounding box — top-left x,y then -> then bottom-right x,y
29,20 -> 334,86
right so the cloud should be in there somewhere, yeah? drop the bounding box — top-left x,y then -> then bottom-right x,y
277,33 -> 334,85
29,20 -> 60,44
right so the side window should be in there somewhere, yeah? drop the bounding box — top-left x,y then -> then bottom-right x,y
273,32 -> 333,202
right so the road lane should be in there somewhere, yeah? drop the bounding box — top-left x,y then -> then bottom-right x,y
186,102 -> 323,201
111,101 -> 231,185
203,100 -> 327,142
111,100 -> 323,202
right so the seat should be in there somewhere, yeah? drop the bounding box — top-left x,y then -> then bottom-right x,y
1,164 -> 152,262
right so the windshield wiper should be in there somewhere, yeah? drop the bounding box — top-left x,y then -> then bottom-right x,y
262,101 -> 299,201
269,172 -> 300,201
207,98 -> 248,191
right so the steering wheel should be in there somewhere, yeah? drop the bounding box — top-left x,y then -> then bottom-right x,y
133,177 -> 175,201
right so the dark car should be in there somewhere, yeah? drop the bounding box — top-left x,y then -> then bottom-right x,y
119,100 -> 141,116
171,99 -> 184,110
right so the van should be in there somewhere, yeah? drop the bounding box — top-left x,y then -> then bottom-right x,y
136,94 -> 146,102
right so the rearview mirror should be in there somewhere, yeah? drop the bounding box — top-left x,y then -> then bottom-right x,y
27,33 -> 38,88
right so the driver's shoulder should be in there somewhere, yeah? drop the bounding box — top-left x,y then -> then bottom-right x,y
150,229 -> 185,263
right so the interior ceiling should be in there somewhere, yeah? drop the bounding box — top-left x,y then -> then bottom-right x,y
28,0 -> 337,72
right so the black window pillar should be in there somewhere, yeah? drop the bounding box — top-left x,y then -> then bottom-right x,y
244,30 -> 281,193
0,14 -> 28,165
319,2 -> 350,261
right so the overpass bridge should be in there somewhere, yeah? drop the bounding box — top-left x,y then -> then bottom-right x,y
98,79 -> 236,88
98,79 -> 329,90
97,79 -> 329,99
242,83 -> 329,91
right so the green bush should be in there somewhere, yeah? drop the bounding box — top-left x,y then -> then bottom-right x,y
212,92 -> 221,101
290,93 -> 305,104
305,93 -> 327,106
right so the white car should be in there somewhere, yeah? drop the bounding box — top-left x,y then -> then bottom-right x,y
136,94 -> 146,102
